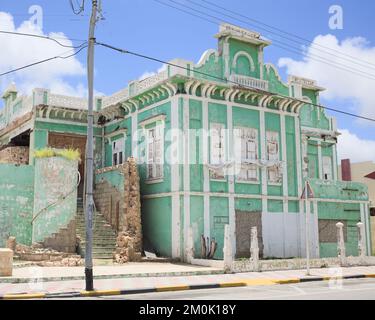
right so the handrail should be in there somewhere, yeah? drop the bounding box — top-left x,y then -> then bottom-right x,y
31,171 -> 81,225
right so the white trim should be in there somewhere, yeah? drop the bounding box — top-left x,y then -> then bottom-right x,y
131,112 -> 138,159
232,51 -> 255,72
313,200 -> 320,258
171,194 -> 180,258
183,96 -> 190,260
170,97 -> 180,193
144,178 -> 164,185
235,180 -> 260,185
202,99 -> 210,239
139,114 -> 166,127
227,103 -> 236,257
259,109 -> 267,212
170,96 -> 180,259
35,117 -> 100,127
105,128 -> 127,140
142,191 -> 370,205
332,143 -> 338,180
280,114 -> 288,213
196,49 -> 217,67
317,142 -> 323,179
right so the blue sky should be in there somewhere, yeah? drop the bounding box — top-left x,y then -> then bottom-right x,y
0,0 -> 374,161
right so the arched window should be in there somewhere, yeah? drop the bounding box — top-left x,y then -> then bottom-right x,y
300,96 -> 314,125
232,51 -> 255,77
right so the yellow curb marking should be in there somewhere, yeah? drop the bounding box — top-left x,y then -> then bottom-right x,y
219,282 -> 247,288
274,278 -> 300,284
4,293 -> 46,300
80,289 -> 121,297
240,279 -> 277,286
156,285 -> 190,292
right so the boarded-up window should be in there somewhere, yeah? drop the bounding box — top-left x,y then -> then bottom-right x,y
266,131 -> 280,183
235,210 -> 263,258
323,156 -> 333,180
146,125 -> 163,180
234,127 -> 258,181
318,219 -> 347,243
210,123 -> 225,179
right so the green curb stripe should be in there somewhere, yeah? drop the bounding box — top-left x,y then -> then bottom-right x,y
1,273 -> 375,299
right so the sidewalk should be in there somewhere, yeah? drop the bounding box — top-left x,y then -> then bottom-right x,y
1,264 -> 375,298
0,262 -> 224,284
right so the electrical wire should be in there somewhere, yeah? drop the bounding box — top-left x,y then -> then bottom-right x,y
200,0 -> 375,69
95,41 -> 375,123
0,45 -> 87,77
153,0 -> 375,81
70,0 -> 85,15
0,30 -> 87,48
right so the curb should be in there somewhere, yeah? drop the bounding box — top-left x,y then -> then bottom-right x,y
1,273 -> 374,300
0,269 -> 225,284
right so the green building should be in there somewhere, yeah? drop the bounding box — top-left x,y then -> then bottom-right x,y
0,23 -> 371,260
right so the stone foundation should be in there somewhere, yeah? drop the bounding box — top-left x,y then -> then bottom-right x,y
0,248 -> 13,276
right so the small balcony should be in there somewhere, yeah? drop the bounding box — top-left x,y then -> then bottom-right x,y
229,74 -> 269,91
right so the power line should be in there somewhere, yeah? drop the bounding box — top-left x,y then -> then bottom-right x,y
154,0 -> 375,81
95,41 -> 375,123
0,45 -> 87,77
199,0 -> 375,69
70,0 -> 85,15
0,30 -> 87,48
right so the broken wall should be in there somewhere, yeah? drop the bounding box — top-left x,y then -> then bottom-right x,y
0,164 -> 34,246
32,157 -> 78,246
0,146 -> 29,164
94,158 -> 142,260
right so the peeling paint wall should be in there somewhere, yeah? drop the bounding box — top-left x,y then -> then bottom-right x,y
32,157 -> 78,243
0,164 -> 34,246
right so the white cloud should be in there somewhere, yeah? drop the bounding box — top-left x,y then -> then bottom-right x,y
278,34 -> 375,121
0,12 -> 86,98
138,64 -> 167,81
337,129 -> 375,163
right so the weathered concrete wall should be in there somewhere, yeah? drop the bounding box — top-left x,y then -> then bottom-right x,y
95,158 -> 142,260
0,146 -> 29,164
0,164 -> 34,246
95,168 -> 125,232
32,157 -> 78,244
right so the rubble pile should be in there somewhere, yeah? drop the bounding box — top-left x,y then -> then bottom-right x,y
114,157 -> 143,263
113,232 -> 142,263
7,238 -> 84,267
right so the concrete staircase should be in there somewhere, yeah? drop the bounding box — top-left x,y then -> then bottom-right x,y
76,198 -> 117,259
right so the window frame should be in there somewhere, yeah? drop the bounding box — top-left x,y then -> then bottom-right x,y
145,123 -> 164,181
266,130 -> 281,184
234,126 -> 259,182
112,137 -> 124,166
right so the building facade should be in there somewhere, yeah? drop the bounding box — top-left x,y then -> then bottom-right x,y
339,160 -> 375,255
0,23 -> 371,259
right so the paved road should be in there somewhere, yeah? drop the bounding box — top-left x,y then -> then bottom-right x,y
80,278 -> 375,300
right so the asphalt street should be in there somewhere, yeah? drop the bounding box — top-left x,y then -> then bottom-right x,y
60,278 -> 375,300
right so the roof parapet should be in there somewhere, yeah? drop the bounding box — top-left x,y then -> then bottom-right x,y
288,75 -> 325,92
215,23 -> 271,47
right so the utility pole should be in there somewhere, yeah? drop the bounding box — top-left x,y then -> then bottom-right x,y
304,179 -> 311,276
85,0 -> 98,291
